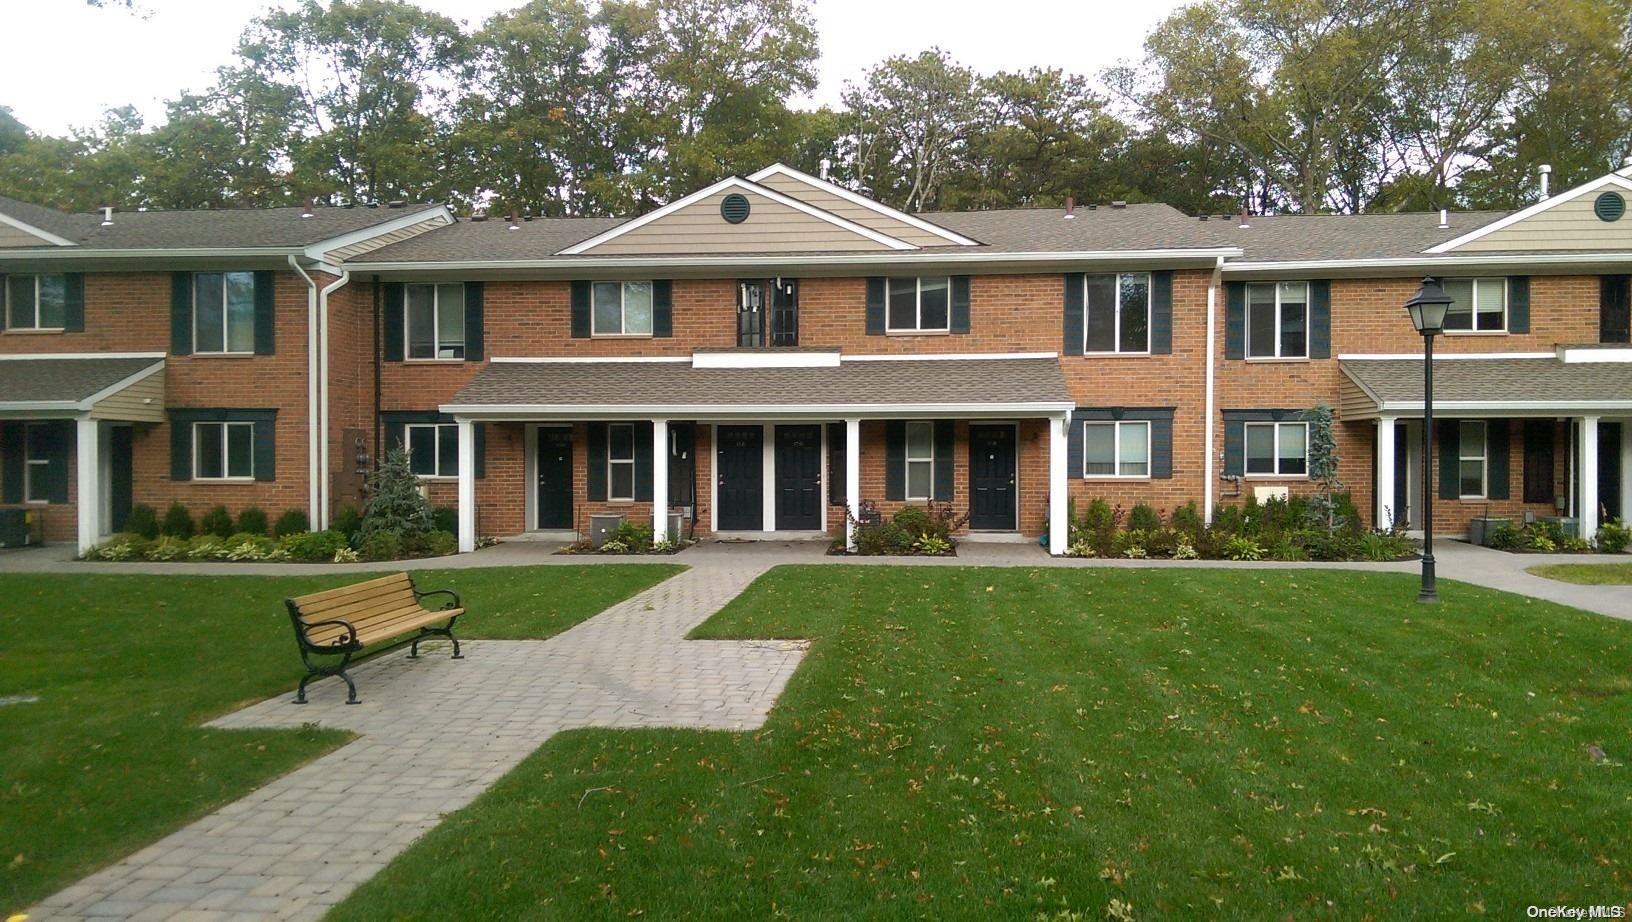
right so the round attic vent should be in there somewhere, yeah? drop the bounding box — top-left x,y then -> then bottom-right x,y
720,192 -> 751,224
1594,191 -> 1625,222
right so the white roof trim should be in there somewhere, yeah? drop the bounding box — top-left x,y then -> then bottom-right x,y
1425,172 -> 1632,253
1224,251 -> 1632,274
348,247 -> 1243,273
693,351 -> 840,368
0,351 -> 167,361
0,208 -> 77,247
844,351 -> 1059,362
443,400 -> 1077,421
1337,352 -> 1554,361
1381,400 -> 1632,412
489,356 -> 690,365
79,360 -> 165,407
306,205 -> 452,261
558,176 -> 917,255
748,163 -> 980,246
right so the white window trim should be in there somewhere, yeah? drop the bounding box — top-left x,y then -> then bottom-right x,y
1082,419 -> 1152,479
1084,272 -> 1151,355
591,281 -> 655,338
1458,420 -> 1488,499
1443,277 -> 1508,335
904,420 -> 935,501
606,422 -> 637,501
193,271 -> 256,355
1245,281 -> 1309,360
404,283 -> 467,361
884,277 -> 952,334
22,421 -> 51,503
193,421 -> 256,482
1243,421 -> 1310,478
404,422 -> 458,479
6,275 -> 66,332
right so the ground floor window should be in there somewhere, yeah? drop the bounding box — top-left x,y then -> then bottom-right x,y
607,422 -> 636,500
1245,421 -> 1308,476
23,422 -> 54,502
194,421 -> 254,480
1083,420 -> 1150,478
904,420 -> 934,500
1458,420 -> 1488,498
405,422 -> 458,477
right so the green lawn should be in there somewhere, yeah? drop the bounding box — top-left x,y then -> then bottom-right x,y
332,566 -> 1632,920
0,563 -> 679,913
1528,562 -> 1632,585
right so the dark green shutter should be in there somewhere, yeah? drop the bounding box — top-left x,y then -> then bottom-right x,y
63,273 -> 85,332
949,276 -> 971,333
1223,416 -> 1244,477
39,422 -> 70,504
827,422 -> 845,506
252,413 -> 276,481
884,421 -> 905,501
933,420 -> 954,501
1150,412 -> 1174,479
464,282 -> 484,361
634,421 -> 655,502
0,273 -> 6,331
0,422 -> 20,501
1225,282 -> 1246,360
570,281 -> 591,338
1309,280 -> 1331,358
1486,420 -> 1510,500
170,272 -> 192,355
1150,270 -> 1173,354
253,270 -> 275,355
865,278 -> 885,335
1063,273 -> 1084,356
169,415 -> 192,480
1067,413 -> 1084,477
1507,277 -> 1529,333
1437,419 -> 1459,500
669,422 -> 696,505
652,280 -> 672,337
383,282 -> 404,361
474,423 -> 486,479
586,422 -> 607,501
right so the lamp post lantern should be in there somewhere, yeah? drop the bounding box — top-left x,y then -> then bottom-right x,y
1404,277 -> 1453,604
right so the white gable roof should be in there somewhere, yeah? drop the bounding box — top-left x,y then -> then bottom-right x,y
1427,170 -> 1632,253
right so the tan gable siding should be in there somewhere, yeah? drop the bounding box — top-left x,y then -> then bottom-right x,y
89,371 -> 165,422
0,223 -> 58,247
583,189 -> 897,254
753,173 -> 959,247
1457,192 -> 1632,251
328,213 -> 453,262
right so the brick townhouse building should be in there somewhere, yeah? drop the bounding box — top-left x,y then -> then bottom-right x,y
2,162 -> 1630,556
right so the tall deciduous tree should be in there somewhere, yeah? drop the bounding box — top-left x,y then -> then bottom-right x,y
839,48 -> 979,212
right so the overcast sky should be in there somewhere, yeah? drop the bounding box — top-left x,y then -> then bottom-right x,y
2,0 -> 1185,136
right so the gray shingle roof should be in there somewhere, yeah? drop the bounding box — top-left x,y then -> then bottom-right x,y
0,356 -> 162,405
355,216 -> 626,262
0,197 -> 445,250
1222,211 -> 1511,261
1341,356 -> 1632,405
0,195 -> 96,243
447,357 -> 1071,410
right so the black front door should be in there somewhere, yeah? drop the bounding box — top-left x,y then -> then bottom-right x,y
969,425 -> 1016,530
536,427 -> 573,529
717,425 -> 763,530
1600,422 -> 1623,520
775,425 -> 822,530
109,426 -> 133,533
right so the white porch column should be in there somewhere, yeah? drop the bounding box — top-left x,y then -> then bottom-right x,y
75,417 -> 100,556
652,418 -> 669,543
456,419 -> 476,553
1049,413 -> 1069,556
1376,416 -> 1397,530
1579,416 -> 1600,539
844,418 -> 860,551
1620,421 -> 1632,525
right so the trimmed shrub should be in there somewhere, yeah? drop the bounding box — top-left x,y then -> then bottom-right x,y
186,534 -> 225,560
892,505 -> 930,536
146,536 -> 187,561
200,505 -> 235,539
125,504 -> 159,539
1169,502 -> 1203,537
1487,522 -> 1522,551
160,503 -> 195,539
1596,520 -> 1630,554
84,533 -> 149,561
274,509 -> 310,538
421,530 -> 457,558
359,529 -> 402,562
1127,503 -> 1161,532
432,506 -> 458,535
332,504 -> 363,541
236,506 -> 268,536
223,533 -> 275,561
278,530 -> 349,562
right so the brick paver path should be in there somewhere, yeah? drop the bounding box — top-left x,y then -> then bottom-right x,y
28,561 -> 805,921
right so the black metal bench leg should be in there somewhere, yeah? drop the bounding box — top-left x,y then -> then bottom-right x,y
294,671 -> 315,705
339,667 -> 359,705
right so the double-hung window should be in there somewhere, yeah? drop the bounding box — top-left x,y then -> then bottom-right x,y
904,421 -> 935,500
1244,421 -> 1308,476
194,421 -> 255,480
194,271 -> 256,354
1084,272 -> 1150,353
6,274 -> 67,330
1458,420 -> 1488,498
1083,420 -> 1150,478
607,423 -> 636,500
1443,278 -> 1506,332
886,277 -> 950,332
592,281 -> 653,336
1246,281 -> 1308,358
405,283 -> 465,359
23,422 -> 53,502
405,423 -> 458,478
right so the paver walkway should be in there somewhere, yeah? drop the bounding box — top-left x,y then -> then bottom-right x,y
26,559 -> 807,921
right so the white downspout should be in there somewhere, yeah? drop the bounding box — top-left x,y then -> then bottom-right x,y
316,268 -> 350,531
1203,255 -> 1223,524
288,256 -> 321,529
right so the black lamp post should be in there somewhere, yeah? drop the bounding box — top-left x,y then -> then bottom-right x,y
1404,277 -> 1453,604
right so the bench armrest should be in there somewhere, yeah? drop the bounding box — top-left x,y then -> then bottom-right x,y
296,616 -> 359,649
414,587 -> 461,611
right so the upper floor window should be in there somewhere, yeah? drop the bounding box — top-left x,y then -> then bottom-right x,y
1458,420 -> 1488,498
1084,272 -> 1150,353
193,420 -> 255,481
405,282 -> 465,360
607,422 -> 637,500
1246,281 -> 1308,358
886,277 -> 949,333
1244,421 -> 1308,477
405,422 -> 458,477
194,271 -> 256,354
1083,420 -> 1150,478
1443,278 -> 1506,333
6,274 -> 67,330
593,281 -> 653,336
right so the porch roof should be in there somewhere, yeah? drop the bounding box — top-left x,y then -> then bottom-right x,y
442,355 -> 1074,420
1339,353 -> 1632,418
0,354 -> 166,419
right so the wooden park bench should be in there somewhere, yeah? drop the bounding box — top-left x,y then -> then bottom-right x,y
286,572 -> 464,705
